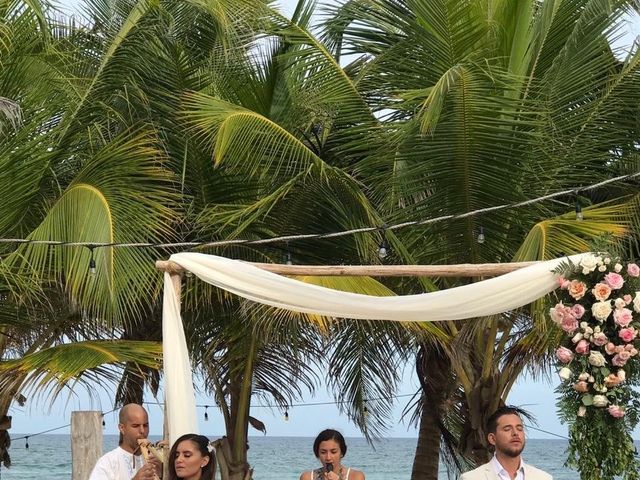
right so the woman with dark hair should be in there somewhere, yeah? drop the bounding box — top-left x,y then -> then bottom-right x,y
167,434 -> 215,480
299,429 -> 365,480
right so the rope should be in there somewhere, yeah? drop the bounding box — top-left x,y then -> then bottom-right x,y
0,171 -> 637,251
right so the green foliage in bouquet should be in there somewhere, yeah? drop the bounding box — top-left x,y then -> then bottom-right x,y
552,253 -> 640,480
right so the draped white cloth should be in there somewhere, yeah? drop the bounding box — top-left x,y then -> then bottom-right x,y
162,252 -> 583,442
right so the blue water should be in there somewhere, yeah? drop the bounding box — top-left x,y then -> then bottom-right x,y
1,435 -> 577,479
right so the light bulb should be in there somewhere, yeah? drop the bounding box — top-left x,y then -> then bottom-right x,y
575,201 -> 583,221
284,411 -> 289,422
477,227 -> 485,244
285,252 -> 293,265
89,257 -> 96,275
378,242 -> 388,259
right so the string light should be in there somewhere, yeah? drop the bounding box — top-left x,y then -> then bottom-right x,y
1,173 -> 635,255
25,436 -> 29,449
575,195 -> 583,221
88,246 -> 96,276
363,400 -> 369,417
476,226 -> 485,244
378,240 -> 388,259
284,410 -> 289,422
204,406 -> 209,421
285,252 -> 293,265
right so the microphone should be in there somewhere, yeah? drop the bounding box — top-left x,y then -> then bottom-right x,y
326,463 -> 334,473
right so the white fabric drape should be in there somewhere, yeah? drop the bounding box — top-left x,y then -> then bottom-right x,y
163,252 -> 583,441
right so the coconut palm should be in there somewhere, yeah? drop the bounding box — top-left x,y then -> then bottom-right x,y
321,0 -> 640,476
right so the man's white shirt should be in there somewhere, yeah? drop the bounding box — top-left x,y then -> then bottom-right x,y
491,455 -> 525,480
88,446 -> 144,480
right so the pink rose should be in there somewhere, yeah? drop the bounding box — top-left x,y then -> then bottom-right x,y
575,340 -> 590,355
604,373 -> 622,387
569,280 -> 587,300
549,303 -> 567,324
619,327 -> 637,343
557,276 -> 569,288
592,283 -> 612,301
591,332 -> 608,346
624,294 -> 632,304
556,346 -> 574,363
614,308 -> 633,327
612,351 -> 631,366
627,263 -> 640,278
561,315 -> 578,333
571,304 -> 585,319
604,272 -> 624,290
573,381 -> 589,393
605,342 -> 617,355
608,405 -> 625,418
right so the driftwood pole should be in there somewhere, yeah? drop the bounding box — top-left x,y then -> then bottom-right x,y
154,260 -> 537,277
159,263 -> 184,480
71,411 -> 102,480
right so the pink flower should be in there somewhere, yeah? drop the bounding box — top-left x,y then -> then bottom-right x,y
549,303 -> 566,324
608,405 -> 625,418
623,294 -> 632,304
627,263 -> 640,277
592,283 -> 612,301
619,327 -> 637,343
557,276 -> 569,288
604,373 -> 622,387
614,308 -> 633,328
569,280 -> 588,300
575,340 -> 590,355
591,332 -> 608,346
561,315 -> 579,333
571,304 -> 585,319
573,381 -> 589,393
556,346 -> 574,363
604,272 -> 625,290
605,342 -> 617,355
612,351 -> 632,366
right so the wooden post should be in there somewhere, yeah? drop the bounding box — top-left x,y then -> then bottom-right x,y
71,411 -> 102,480
155,259 -> 537,277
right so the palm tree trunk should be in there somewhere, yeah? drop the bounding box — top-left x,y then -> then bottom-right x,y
411,392 -> 442,480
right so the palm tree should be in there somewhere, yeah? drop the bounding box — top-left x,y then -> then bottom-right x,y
322,0 -> 640,476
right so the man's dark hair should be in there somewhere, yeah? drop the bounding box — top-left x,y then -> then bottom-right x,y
486,405 -> 527,434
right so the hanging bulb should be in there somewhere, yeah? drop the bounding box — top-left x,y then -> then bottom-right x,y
285,252 -> 293,266
88,246 -> 96,276
25,437 -> 29,449
363,400 -> 369,417
476,227 -> 485,244
102,418 -> 106,428
378,240 -> 388,260
575,199 -> 583,221
204,406 -> 209,422
284,410 -> 289,422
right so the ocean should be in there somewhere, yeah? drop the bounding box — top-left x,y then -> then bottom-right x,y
1,435 -> 577,479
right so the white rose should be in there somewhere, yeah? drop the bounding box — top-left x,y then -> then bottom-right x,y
615,298 -> 626,309
578,372 -> 589,381
594,326 -> 601,333
559,367 -> 573,381
572,333 -> 583,343
578,406 -> 587,417
588,351 -> 607,367
598,265 -> 607,272
580,254 -> 598,274
593,395 -> 609,407
633,292 -> 640,313
588,375 -> 595,383
618,370 -> 626,381
604,257 -> 611,265
615,263 -> 623,273
592,301 -> 613,321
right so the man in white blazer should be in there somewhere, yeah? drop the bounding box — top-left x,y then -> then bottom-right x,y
459,406 -> 552,480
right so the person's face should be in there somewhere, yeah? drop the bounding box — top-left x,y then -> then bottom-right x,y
488,413 -> 525,458
118,408 -> 149,452
317,439 -> 342,470
174,440 -> 209,480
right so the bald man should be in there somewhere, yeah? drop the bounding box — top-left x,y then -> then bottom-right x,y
89,403 -> 162,480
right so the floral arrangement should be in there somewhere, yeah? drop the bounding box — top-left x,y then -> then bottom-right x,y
552,253 -> 640,480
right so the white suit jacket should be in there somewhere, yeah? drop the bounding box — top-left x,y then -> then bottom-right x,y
459,461 -> 553,480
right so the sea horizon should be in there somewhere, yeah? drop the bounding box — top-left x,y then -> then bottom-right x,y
1,434 -> 583,479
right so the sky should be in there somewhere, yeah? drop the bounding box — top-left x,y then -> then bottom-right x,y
7,0 -> 639,443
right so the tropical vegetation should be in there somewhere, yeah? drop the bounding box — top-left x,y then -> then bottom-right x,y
0,0 -> 638,479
